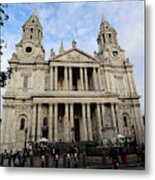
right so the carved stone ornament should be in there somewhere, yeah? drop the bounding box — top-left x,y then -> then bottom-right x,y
67,54 -> 82,61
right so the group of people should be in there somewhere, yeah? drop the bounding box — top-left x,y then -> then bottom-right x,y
108,143 -> 145,169
0,142 -> 145,168
0,144 -> 34,167
40,144 -> 80,168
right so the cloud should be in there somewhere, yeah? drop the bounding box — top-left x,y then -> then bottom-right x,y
1,1 -> 145,115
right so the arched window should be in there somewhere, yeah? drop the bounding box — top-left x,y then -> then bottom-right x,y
43,117 -> 48,126
20,118 -> 25,130
123,116 -> 128,127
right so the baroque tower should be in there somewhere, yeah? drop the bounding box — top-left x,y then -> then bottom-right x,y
15,8 -> 45,62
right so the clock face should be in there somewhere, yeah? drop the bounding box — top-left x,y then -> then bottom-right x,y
23,43 -> 34,55
110,49 -> 120,59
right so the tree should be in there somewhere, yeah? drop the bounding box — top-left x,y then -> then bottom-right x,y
0,4 -> 9,56
0,4 -> 10,88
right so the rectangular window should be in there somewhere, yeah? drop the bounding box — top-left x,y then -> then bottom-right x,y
23,76 -> 28,89
116,77 -> 125,94
45,76 -> 50,90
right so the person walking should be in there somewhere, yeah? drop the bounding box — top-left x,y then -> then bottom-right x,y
109,145 -> 119,169
55,154 -> 59,168
41,154 -> 45,167
14,155 -> 20,167
66,152 -> 71,168
74,152 -> 79,168
8,150 -> 12,167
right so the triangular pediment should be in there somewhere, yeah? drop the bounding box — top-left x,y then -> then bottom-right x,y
52,48 -> 98,63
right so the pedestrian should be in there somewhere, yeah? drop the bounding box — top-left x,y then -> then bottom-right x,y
29,150 -> 33,167
136,144 -> 141,164
123,146 -> 128,165
45,153 -> 49,167
82,151 -> 86,167
119,145 -> 128,164
52,146 -> 56,158
63,153 -> 66,168
41,154 -> 45,167
55,154 -> 59,168
74,152 -> 79,168
14,155 -> 20,167
140,143 -> 145,166
0,153 -> 4,166
8,150 -> 12,167
66,152 -> 71,168
102,150 -> 107,165
109,145 -> 119,169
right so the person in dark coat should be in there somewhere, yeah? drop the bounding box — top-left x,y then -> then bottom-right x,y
109,145 -> 119,169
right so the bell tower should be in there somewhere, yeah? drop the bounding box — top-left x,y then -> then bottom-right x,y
22,7 -> 42,46
97,16 -> 125,61
13,7 -> 45,62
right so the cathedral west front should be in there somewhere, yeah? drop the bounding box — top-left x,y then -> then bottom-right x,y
1,8 -> 144,151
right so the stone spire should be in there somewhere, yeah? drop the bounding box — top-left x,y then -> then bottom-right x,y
97,15 -> 118,54
101,14 -> 105,23
33,5 -> 37,16
72,40 -> 77,49
59,40 -> 65,54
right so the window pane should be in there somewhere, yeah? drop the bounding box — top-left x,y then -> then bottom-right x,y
23,76 -> 28,89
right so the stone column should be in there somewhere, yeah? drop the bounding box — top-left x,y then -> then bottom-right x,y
97,103 -> 102,134
49,104 -> 53,141
80,68 -> 84,90
101,104 -> 105,128
87,103 -> 93,140
129,71 -> 137,95
54,66 -> 58,90
82,103 -> 88,141
93,67 -> 98,90
65,67 -> 68,90
84,68 -> 89,90
69,67 -> 72,90
32,104 -> 36,142
70,103 -> 74,141
105,71 -> 110,92
37,104 -> 42,141
97,68 -> 102,90
54,104 -> 58,142
50,66 -> 54,90
114,104 -> 120,133
65,103 -> 69,141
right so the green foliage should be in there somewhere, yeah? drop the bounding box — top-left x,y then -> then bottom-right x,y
0,4 -> 9,55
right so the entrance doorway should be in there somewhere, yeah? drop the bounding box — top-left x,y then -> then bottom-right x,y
74,118 -> 80,141
42,117 -> 48,139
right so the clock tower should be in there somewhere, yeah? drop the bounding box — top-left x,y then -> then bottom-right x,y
12,7 -> 45,62
97,16 -> 125,62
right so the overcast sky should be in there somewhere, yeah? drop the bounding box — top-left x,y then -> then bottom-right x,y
1,0 -> 144,116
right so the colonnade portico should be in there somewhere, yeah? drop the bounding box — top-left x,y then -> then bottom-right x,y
49,65 -> 100,91
31,101 -> 118,143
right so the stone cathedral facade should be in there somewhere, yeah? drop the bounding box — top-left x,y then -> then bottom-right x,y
1,9 -> 144,150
